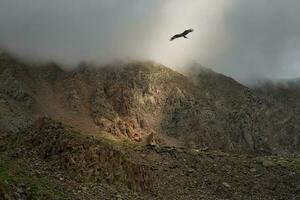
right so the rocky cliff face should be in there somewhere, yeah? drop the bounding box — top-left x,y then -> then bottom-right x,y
0,53 -> 299,154
188,67 -> 300,154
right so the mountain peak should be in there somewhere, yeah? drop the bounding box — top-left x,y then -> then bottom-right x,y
0,55 -> 299,154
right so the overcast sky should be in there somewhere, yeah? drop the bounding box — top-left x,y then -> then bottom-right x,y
0,0 -> 300,83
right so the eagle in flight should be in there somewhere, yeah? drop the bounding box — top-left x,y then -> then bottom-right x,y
170,29 -> 194,41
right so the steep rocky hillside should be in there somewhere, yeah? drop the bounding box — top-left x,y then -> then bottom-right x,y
0,52 -> 299,154
0,118 -> 299,200
187,67 -> 300,154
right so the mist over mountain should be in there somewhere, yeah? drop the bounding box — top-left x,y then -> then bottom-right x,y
1,0 -> 300,82
0,52 -> 299,154
0,1 -> 300,199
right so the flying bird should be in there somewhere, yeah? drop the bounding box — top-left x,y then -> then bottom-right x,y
170,29 -> 194,41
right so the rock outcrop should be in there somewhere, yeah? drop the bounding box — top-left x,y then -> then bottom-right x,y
0,53 -> 299,154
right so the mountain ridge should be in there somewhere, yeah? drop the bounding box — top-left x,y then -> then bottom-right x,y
0,52 -> 299,154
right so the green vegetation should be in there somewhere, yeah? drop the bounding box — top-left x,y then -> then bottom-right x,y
0,155 -> 70,200
256,155 -> 300,169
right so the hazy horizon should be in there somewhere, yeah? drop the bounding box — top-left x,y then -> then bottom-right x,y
1,0 -> 300,83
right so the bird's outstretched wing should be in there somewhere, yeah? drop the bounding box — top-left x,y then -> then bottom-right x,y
182,29 -> 194,35
170,34 -> 181,41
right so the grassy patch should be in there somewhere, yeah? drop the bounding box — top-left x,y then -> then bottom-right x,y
255,155 -> 300,169
0,155 -> 70,200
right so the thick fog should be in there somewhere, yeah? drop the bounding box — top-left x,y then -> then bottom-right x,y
1,0 -> 300,82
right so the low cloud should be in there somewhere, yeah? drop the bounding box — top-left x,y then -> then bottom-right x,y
0,0 -> 300,83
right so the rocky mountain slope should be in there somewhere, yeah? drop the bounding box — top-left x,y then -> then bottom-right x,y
0,52 -> 299,154
0,118 -> 299,199
1,52 -> 300,199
